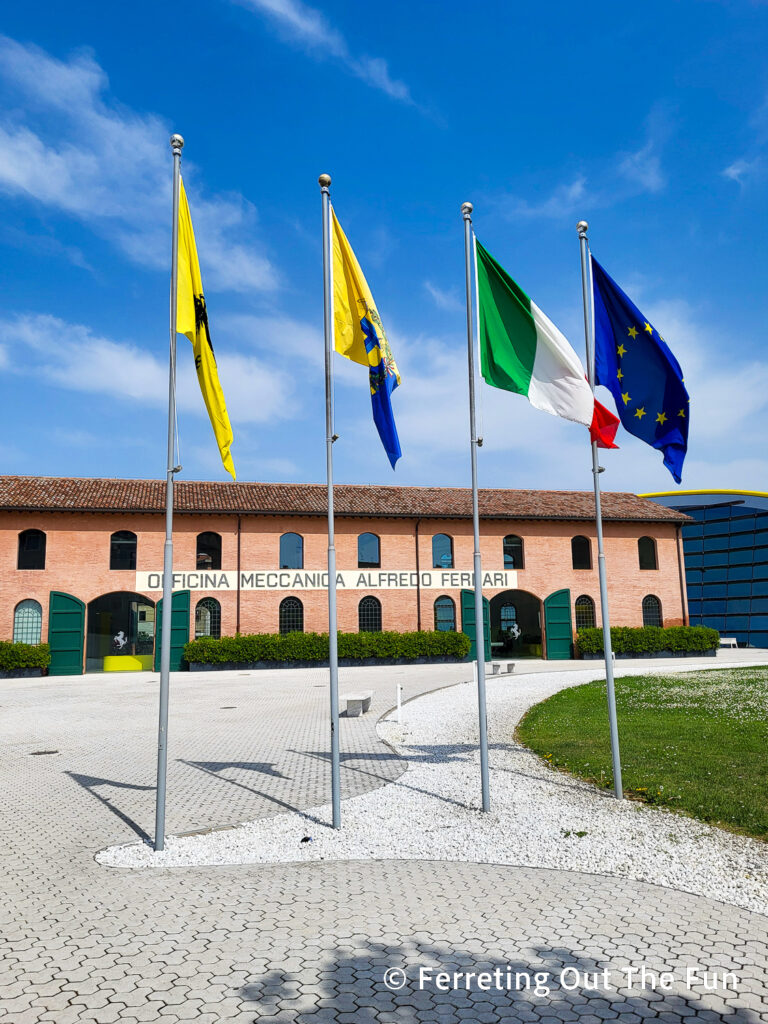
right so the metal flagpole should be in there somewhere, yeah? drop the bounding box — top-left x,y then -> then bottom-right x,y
319,173 -> 342,829
577,220 -> 623,800
154,132 -> 184,851
461,202 -> 491,812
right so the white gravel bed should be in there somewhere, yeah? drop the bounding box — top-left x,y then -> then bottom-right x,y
98,664 -> 768,915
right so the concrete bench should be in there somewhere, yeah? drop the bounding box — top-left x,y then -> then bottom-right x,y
342,691 -> 373,717
720,637 -> 738,649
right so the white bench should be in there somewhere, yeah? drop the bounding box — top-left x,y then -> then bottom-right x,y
342,691 -> 373,717
720,637 -> 738,649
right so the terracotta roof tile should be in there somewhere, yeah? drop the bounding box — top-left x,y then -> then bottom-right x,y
0,476 -> 690,523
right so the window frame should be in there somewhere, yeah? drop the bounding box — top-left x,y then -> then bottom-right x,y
279,533 -> 304,570
432,533 -> 454,570
196,532 -> 222,571
109,530 -> 137,571
358,595 -> 382,633
17,529 -> 46,571
433,595 -> 456,632
13,599 -> 42,644
571,535 -> 592,571
642,594 -> 663,627
357,532 -> 381,569
574,594 -> 596,630
194,597 -> 221,639
279,596 -> 304,635
503,534 -> 524,570
638,536 -> 658,571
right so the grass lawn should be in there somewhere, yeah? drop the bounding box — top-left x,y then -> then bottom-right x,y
516,667 -> 768,840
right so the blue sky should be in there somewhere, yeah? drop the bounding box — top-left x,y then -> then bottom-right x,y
0,0 -> 766,494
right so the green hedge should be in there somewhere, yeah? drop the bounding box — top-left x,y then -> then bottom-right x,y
185,630 -> 471,665
576,625 -> 720,656
0,642 -> 51,671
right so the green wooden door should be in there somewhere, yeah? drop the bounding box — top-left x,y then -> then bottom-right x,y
460,589 -> 491,661
48,591 -> 85,676
154,590 -> 191,671
544,588 -> 573,660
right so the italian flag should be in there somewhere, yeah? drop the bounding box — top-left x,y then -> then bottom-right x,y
476,239 -> 619,448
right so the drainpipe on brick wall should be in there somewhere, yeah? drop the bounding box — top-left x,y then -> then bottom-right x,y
414,517 -> 422,631
236,514 -> 242,634
676,523 -> 688,626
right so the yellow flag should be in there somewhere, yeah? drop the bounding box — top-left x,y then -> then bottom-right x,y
330,207 -> 402,468
331,209 -> 400,382
177,178 -> 236,479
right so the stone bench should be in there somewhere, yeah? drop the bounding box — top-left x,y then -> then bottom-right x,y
342,691 -> 373,717
719,637 -> 738,649
488,662 -> 516,675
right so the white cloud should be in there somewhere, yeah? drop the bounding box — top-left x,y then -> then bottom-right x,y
500,178 -> 590,221
0,313 -> 295,425
235,0 -> 414,103
424,281 -> 464,313
722,92 -> 768,189
497,111 -> 670,221
333,290 -> 768,494
722,157 -> 762,184
0,35 -> 277,292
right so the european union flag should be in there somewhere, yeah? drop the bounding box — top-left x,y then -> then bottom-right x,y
592,256 -> 689,483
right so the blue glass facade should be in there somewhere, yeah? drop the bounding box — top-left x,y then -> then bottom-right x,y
645,492 -> 768,649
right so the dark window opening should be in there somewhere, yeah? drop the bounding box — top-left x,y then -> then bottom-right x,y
503,535 -> 524,569
197,532 -> 222,571
638,536 -> 658,570
110,531 -> 137,571
571,535 -> 592,570
18,529 -> 46,570
358,533 -> 381,569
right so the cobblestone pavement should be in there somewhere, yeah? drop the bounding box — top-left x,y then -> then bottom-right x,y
3,659 -> 768,1021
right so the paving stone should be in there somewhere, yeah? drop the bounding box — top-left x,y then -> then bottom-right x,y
2,667 -> 768,1022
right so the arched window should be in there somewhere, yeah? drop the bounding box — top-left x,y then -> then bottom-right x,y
500,603 -> 518,632
434,595 -> 456,631
280,533 -> 303,570
110,531 -> 137,571
17,529 -> 46,570
642,595 -> 663,627
638,536 -> 658,570
13,599 -> 42,644
358,533 -> 381,569
279,596 -> 304,634
197,532 -> 222,570
432,534 -> 454,569
575,595 -> 596,630
194,597 -> 221,639
503,535 -> 524,569
359,595 -> 382,632
571,535 -> 592,570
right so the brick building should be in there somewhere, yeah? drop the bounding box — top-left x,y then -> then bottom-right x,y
0,476 -> 690,673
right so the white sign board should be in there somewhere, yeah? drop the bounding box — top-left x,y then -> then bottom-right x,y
135,569 -> 519,593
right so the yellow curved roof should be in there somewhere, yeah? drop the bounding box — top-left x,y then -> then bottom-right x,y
641,489 -> 768,499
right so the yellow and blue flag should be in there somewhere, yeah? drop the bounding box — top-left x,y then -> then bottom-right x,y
592,256 -> 689,483
177,178 -> 236,480
331,209 -> 402,468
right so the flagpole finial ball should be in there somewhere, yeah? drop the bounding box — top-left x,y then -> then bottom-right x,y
461,201 -> 473,217
170,134 -> 184,151
576,220 -> 589,234
318,173 -> 332,188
